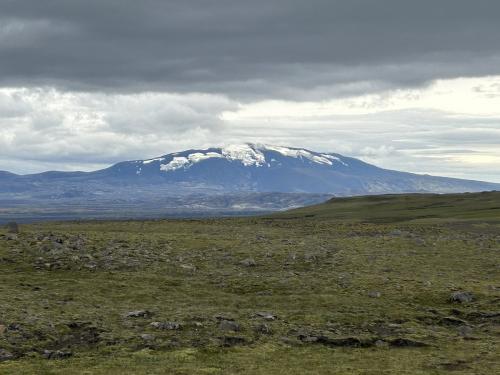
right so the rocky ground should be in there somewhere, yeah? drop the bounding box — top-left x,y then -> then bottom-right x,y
0,193 -> 499,374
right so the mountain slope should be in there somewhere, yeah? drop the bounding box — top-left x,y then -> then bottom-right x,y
1,144 -> 499,197
94,144 -> 500,194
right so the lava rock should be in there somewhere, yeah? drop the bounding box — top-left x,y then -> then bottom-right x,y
375,339 -> 389,348
388,338 -> 428,347
0,349 -> 14,362
4,233 -> 18,241
150,321 -> 182,330
440,316 -> 468,326
457,325 -> 474,338
240,258 -> 257,267
42,350 -> 73,360
214,314 -> 235,321
219,336 -> 246,347
414,238 -> 426,246
124,310 -> 152,318
254,323 -> 272,335
299,335 -> 374,348
254,311 -> 277,321
218,320 -> 241,332
450,291 -> 474,304
304,252 -> 318,262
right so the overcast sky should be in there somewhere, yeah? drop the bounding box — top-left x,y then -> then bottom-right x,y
1,0 -> 500,182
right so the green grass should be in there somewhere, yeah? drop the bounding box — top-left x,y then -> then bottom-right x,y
1,192 -> 499,374
274,191 -> 500,222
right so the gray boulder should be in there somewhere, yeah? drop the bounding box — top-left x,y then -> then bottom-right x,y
218,320 -> 241,332
449,291 -> 474,303
240,258 -> 257,267
0,349 -> 14,362
254,312 -> 277,321
42,350 -> 73,360
254,323 -> 272,334
368,291 -> 382,298
124,310 -> 152,318
150,321 -> 182,330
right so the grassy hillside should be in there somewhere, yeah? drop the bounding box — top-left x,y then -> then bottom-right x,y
274,191 -> 500,223
0,192 -> 499,374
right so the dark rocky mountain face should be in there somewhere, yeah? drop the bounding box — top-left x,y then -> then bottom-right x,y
0,143 -> 498,221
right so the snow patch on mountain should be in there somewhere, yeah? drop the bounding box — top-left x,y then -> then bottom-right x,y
262,145 -> 345,166
158,143 -> 348,172
143,157 -> 165,165
188,152 -> 224,164
160,157 -> 187,172
221,144 -> 266,167
160,152 -> 224,172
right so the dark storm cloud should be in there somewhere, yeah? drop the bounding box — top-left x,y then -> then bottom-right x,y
2,0 -> 500,97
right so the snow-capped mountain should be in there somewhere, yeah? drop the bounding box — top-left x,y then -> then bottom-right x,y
1,143 -> 498,221
85,143 -> 498,195
1,143 -> 499,196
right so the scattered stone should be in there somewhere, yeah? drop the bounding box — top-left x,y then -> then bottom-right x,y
254,312 -> 277,321
439,360 -> 471,371
298,334 -> 373,348
368,323 -> 401,337
316,336 -> 372,348
150,321 -> 182,330
0,349 -> 14,362
0,324 -> 5,335
440,316 -> 468,326
457,325 -> 474,338
337,273 -> 352,288
388,338 -> 428,347
219,336 -> 246,347
140,334 -> 155,341
389,229 -> 403,237
42,350 -> 73,360
7,323 -> 21,331
218,320 -> 241,332
5,233 -> 18,241
449,291 -> 474,304
368,291 -> 382,298
6,222 -> 19,234
240,258 -> 257,267
254,323 -> 272,335
124,310 -> 152,318
214,314 -> 234,321
465,311 -> 500,322
304,252 -> 318,262
301,335 -> 319,343
374,339 -> 388,348
414,238 -> 426,246
180,264 -> 197,272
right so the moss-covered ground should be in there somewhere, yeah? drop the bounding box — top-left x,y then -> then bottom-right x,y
1,192 -> 499,374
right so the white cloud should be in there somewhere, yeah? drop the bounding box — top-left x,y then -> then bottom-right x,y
0,88 -> 236,172
1,77 -> 500,182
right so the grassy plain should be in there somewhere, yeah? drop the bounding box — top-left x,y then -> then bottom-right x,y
1,192 -> 499,374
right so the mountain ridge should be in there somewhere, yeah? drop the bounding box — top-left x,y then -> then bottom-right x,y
1,143 -> 498,195
1,143 -> 498,222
